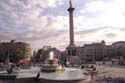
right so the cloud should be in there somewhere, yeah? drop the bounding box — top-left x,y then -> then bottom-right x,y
76,26 -> 109,35
0,0 -> 125,51
19,0 -> 63,8
105,33 -> 117,38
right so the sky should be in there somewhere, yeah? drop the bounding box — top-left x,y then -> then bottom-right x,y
0,0 -> 125,51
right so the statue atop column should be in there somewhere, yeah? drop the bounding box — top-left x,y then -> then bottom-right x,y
69,0 -> 73,8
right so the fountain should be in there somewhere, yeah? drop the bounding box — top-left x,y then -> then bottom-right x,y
41,51 -> 63,72
0,51 -> 91,83
38,51 -> 91,83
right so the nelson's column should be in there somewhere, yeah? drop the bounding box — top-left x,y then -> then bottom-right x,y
66,0 -> 79,64
68,0 -> 75,47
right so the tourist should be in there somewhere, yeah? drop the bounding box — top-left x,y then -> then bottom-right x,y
81,65 -> 84,69
36,72 -> 40,82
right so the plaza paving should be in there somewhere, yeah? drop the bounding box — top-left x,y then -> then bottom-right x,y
92,65 -> 125,83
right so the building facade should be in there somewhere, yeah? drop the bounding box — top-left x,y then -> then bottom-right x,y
0,40 -> 31,63
112,41 -> 125,58
83,41 -> 106,61
106,45 -> 115,59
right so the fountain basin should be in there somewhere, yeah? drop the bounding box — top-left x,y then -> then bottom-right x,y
39,77 -> 90,83
40,68 -> 90,80
0,67 -> 91,83
19,67 -> 91,83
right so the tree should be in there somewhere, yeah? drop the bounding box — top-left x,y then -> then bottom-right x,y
10,48 -> 24,63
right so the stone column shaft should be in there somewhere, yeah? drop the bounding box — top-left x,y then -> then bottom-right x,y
68,7 -> 75,46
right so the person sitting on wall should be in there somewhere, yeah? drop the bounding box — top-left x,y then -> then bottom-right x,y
81,65 -> 84,69
91,65 -> 94,68
37,72 -> 40,78
36,72 -> 40,81
92,67 -> 96,71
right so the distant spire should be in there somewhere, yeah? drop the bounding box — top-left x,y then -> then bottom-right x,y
69,0 -> 73,7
